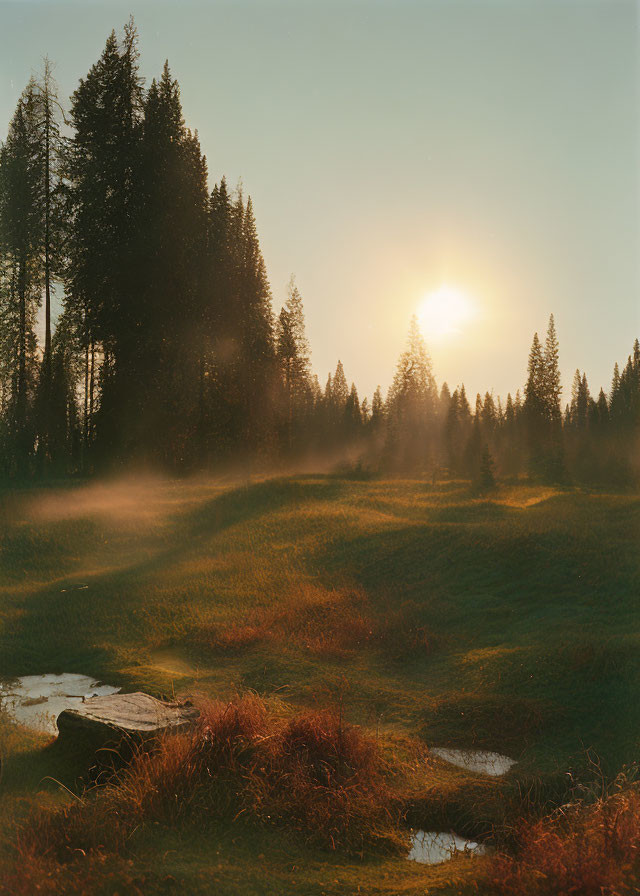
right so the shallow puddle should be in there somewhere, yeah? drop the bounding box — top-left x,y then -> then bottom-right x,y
408,830 -> 487,864
0,674 -> 120,735
430,747 -> 516,776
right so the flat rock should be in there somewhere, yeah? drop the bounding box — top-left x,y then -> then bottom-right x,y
57,692 -> 199,745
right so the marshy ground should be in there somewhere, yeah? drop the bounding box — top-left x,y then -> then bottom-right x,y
0,474 -> 638,894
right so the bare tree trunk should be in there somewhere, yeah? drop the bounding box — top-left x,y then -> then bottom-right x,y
44,88 -> 51,368
287,361 -> 293,454
83,341 -> 89,460
16,253 -> 28,475
89,340 -> 95,441
198,349 -> 205,464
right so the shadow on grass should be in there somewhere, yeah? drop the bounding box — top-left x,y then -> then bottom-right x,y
313,511 -> 640,771
0,477 -> 344,680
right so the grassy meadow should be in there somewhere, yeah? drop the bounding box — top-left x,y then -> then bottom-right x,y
0,474 -> 638,894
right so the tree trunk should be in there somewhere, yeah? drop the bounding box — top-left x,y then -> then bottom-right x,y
89,340 -> 95,442
16,253 -> 28,475
83,340 -> 89,465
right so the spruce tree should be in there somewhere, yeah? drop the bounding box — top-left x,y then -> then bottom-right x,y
458,384 -> 471,419
523,331 -> 553,477
13,60 -> 68,470
543,314 -> 562,422
344,382 -> 362,439
67,20 -> 144,464
478,443 -> 496,490
569,370 -> 582,427
371,386 -> 384,426
136,60 -> 208,466
596,388 -> 609,427
276,276 -> 311,453
524,333 -> 545,422
386,316 -> 437,472
237,195 -> 276,456
0,83 -> 45,474
444,388 -> 460,472
332,360 -> 349,410
482,391 -> 497,432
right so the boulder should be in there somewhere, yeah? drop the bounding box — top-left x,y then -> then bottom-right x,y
56,691 -> 199,747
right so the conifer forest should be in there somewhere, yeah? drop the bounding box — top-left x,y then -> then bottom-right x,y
1,21 -> 638,485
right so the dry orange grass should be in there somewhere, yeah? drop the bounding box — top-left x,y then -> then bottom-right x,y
194,584 -> 374,656
491,778 -> 640,895
194,583 -> 435,660
4,695 -> 406,894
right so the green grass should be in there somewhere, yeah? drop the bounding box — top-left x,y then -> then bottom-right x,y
0,474 -> 638,893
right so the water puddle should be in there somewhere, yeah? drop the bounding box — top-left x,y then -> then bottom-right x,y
430,747 -> 516,776
408,830 -> 487,864
0,674 -> 120,735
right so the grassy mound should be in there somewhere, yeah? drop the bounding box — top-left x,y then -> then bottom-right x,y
4,696 -> 408,893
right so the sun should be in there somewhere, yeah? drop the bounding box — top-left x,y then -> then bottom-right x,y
417,284 -> 476,341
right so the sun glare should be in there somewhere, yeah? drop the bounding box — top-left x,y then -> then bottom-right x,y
417,284 -> 476,342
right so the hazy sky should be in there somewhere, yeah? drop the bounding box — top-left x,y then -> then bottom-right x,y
1,0 -> 638,404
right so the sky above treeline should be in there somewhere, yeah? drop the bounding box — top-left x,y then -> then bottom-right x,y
1,0 -> 638,405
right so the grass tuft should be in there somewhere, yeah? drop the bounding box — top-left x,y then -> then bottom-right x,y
6,695 -> 406,893
491,772 -> 640,894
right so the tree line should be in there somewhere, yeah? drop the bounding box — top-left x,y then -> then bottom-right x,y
0,21 -> 638,485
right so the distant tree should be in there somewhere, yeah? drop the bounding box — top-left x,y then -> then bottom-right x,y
444,388 -> 460,472
332,360 -> 349,412
439,382 -> 451,418
524,328 -> 564,480
344,382 -> 362,439
569,370 -> 590,429
463,410 -> 483,480
482,391 -> 497,433
276,276 -> 311,453
610,362 -> 621,418
477,443 -> 496,490
505,393 -> 515,427
238,195 -> 276,456
386,316 -> 437,472
524,333 -> 545,425
360,395 -> 370,426
501,391 -> 523,475
202,176 -> 236,457
371,385 -> 384,428
595,388 -> 609,428
458,384 -> 471,421
543,314 -> 562,423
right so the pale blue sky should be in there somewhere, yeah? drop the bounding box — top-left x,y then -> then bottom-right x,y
1,0 -> 638,404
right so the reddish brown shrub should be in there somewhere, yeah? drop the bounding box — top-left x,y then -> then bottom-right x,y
491,783 -> 640,895
11,694 -> 404,883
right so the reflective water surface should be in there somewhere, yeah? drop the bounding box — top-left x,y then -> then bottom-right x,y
408,830 -> 487,864
0,674 -> 120,734
430,747 -> 516,776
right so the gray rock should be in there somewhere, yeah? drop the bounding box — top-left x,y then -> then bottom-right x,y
56,691 -> 199,746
